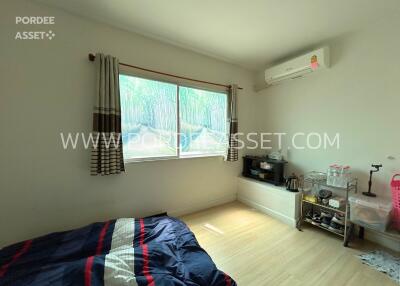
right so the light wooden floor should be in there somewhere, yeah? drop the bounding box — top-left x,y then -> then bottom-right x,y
181,202 -> 399,286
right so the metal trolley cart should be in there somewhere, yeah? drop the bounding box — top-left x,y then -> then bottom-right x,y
297,172 -> 358,247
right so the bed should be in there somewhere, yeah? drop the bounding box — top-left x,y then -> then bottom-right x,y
0,216 -> 236,286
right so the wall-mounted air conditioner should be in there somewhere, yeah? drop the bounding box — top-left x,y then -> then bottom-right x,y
265,47 -> 330,86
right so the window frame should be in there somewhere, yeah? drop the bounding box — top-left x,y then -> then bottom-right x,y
119,71 -> 228,164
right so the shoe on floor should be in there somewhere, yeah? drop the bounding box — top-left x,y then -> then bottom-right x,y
305,211 -> 313,223
321,216 -> 332,228
328,221 -> 344,234
331,213 -> 345,226
312,213 -> 322,226
321,211 -> 333,218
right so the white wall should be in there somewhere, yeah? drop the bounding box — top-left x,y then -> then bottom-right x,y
0,0 -> 256,247
254,17 -> 400,198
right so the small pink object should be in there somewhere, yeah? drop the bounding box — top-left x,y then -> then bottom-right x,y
390,174 -> 400,230
310,62 -> 319,70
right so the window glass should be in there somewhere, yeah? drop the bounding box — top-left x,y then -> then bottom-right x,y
179,86 -> 228,156
119,75 -> 177,159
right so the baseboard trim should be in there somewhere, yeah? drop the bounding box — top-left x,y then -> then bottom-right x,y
364,228 -> 400,252
168,194 -> 237,217
238,195 -> 297,227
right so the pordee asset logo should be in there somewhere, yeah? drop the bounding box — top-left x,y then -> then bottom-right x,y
15,16 -> 56,40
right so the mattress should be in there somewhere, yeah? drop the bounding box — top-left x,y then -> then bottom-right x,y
0,216 -> 236,286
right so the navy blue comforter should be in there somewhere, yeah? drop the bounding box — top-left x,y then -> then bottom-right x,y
0,216 -> 236,286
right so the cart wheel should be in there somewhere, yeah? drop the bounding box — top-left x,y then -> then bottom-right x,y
296,220 -> 302,231
359,226 -> 365,239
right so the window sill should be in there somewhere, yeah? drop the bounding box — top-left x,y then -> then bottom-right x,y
124,153 -> 226,164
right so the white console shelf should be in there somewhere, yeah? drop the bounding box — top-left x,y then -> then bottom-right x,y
237,176 -> 301,227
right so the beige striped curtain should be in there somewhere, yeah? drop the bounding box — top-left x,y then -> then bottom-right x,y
91,53 -> 125,175
226,84 -> 239,162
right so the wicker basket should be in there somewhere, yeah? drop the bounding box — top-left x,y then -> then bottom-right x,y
390,174 -> 400,230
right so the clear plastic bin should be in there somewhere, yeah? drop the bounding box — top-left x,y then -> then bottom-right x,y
349,194 -> 392,232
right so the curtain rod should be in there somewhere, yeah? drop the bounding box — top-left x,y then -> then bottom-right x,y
88,53 -> 243,90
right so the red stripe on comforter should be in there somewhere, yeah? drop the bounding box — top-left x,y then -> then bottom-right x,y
0,240 -> 32,278
140,218 -> 155,286
84,221 -> 111,286
224,273 -> 232,286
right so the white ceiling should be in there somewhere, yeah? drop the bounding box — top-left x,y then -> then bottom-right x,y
38,0 -> 400,71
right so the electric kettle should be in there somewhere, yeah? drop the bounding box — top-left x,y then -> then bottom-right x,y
286,174 -> 299,192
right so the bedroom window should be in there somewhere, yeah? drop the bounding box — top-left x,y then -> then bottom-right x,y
119,74 -> 228,162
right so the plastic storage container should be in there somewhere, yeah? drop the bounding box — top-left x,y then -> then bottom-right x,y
349,194 -> 392,232
327,165 -> 351,188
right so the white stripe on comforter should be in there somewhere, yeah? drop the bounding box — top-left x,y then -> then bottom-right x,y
104,218 -> 138,286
